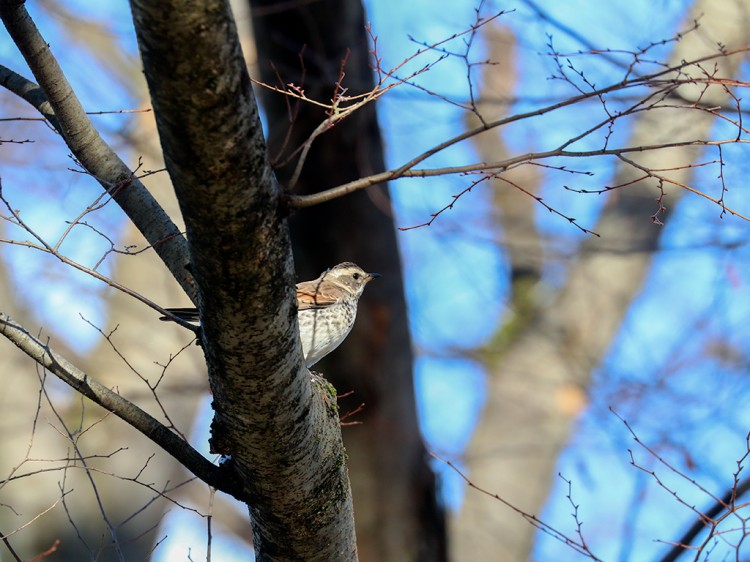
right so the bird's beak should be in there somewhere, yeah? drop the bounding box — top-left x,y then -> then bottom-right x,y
367,272 -> 381,282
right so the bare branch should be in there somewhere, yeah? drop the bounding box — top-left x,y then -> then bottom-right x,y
432,453 -> 604,561
0,6 -> 195,300
0,312 -> 231,497
40,376 -> 126,561
0,494 -> 67,541
658,475 -> 750,562
0,188 -> 198,332
617,409 -> 750,560
290,139 -> 750,224
288,47 -> 750,221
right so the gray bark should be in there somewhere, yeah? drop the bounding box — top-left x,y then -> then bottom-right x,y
128,0 -> 357,559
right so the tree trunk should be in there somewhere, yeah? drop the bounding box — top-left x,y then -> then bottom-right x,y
131,0 -> 358,558
249,1 -> 446,560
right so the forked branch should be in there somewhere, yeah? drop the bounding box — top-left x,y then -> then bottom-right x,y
0,312 -> 232,497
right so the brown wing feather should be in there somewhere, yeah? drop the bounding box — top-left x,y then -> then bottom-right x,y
162,278 -> 343,318
296,280 -> 339,310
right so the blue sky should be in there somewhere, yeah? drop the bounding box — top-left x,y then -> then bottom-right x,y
368,0 -> 750,560
3,0 -> 750,561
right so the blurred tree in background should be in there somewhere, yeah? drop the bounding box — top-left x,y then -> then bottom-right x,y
454,1 -> 750,560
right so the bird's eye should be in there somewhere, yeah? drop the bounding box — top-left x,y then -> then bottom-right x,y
353,273 -> 361,280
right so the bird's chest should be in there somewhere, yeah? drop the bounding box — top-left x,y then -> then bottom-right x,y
298,300 -> 355,351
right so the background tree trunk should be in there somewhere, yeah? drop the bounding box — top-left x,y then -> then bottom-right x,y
249,1 -> 446,560
452,2 -> 750,560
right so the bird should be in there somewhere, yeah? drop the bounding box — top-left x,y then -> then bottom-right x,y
161,262 -> 380,368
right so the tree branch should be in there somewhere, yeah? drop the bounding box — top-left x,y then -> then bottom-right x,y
0,312 -> 230,495
288,47 -> 750,211
289,140 -> 750,222
0,4 -> 196,302
658,475 -> 750,562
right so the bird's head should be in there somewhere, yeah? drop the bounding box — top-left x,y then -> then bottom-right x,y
326,262 -> 381,296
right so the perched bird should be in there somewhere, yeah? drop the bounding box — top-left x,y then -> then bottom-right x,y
161,262 -> 380,367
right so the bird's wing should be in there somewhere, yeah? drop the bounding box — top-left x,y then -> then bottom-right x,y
297,281 -> 339,310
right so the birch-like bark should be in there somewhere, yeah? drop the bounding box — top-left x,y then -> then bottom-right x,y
129,0 -> 357,559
